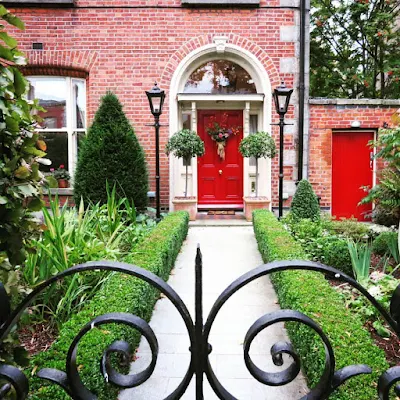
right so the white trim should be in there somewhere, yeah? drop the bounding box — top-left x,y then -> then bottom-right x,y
27,76 -> 87,180
168,39 -> 272,210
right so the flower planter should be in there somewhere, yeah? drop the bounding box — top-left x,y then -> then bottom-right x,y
243,196 -> 270,221
57,179 -> 69,188
172,197 -> 197,221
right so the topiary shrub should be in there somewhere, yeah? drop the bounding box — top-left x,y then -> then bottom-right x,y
372,231 -> 398,256
290,179 -> 320,221
74,92 -> 148,209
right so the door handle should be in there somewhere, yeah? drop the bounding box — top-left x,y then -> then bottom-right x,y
219,170 -> 223,175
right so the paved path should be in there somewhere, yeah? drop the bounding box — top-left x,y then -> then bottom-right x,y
120,226 -> 307,399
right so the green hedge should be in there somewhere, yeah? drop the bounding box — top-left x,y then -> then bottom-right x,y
27,211 -> 189,400
253,210 -> 388,400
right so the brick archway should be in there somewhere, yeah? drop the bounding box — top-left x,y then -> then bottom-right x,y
160,34 -> 280,90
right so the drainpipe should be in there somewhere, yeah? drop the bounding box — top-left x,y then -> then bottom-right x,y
298,0 -> 306,182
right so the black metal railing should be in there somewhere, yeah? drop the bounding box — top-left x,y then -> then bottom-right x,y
0,246 -> 400,399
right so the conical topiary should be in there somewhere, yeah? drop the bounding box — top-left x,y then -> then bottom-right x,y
74,92 -> 148,209
290,179 -> 320,221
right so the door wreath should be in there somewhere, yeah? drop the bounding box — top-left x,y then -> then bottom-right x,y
206,113 -> 241,160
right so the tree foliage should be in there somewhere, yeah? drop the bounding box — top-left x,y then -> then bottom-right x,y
0,5 -> 45,290
165,129 -> 205,197
74,92 -> 149,210
290,179 -> 321,221
0,5 -> 46,368
239,131 -> 276,196
310,0 -> 400,98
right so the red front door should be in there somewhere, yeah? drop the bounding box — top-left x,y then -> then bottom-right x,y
197,110 -> 243,206
332,131 -> 374,221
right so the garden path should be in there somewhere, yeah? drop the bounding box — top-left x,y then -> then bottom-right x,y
119,226 -> 308,399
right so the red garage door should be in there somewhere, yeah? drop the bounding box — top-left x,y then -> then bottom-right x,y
332,131 -> 374,221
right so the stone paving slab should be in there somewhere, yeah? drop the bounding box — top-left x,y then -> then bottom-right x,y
119,226 -> 308,399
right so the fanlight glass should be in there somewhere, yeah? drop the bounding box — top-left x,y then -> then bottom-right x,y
183,60 -> 257,94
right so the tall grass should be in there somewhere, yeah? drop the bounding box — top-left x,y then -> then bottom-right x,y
23,187 -> 154,327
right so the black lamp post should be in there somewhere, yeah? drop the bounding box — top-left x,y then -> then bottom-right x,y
273,81 -> 293,219
146,82 -> 166,221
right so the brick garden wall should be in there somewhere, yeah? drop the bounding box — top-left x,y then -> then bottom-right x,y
8,1 -> 299,208
308,99 -> 400,210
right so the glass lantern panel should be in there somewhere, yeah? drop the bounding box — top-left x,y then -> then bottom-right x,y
184,60 -> 257,94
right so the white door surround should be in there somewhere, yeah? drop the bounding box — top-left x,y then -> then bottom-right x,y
168,37 -> 273,210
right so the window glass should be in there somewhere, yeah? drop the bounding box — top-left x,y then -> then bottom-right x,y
72,79 -> 86,129
27,76 -> 86,180
184,60 -> 257,94
40,131 -> 69,173
28,77 -> 67,129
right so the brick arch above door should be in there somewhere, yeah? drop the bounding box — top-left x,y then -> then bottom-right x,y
159,34 -> 281,91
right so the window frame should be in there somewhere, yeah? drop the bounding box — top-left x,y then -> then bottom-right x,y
27,76 -> 87,181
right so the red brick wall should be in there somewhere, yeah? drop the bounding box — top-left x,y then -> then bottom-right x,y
8,4 -> 297,207
308,101 -> 399,209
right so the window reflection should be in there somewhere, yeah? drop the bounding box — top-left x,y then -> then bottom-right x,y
28,77 -> 67,129
184,60 -> 257,94
40,131 -> 69,173
73,79 -> 86,129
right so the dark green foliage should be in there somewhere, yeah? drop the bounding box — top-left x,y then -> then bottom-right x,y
372,231 -> 398,256
310,0 -> 400,99
26,211 -> 189,399
0,6 -> 45,368
290,180 -> 320,221
253,210 -> 388,399
282,215 -> 365,276
74,92 -> 148,210
372,204 -> 399,227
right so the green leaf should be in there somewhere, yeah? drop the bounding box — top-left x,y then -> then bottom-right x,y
0,44 -> 13,61
0,31 -> 17,48
27,197 -> 44,211
13,69 -> 26,96
5,115 -> 18,132
2,12 -> 25,30
0,196 -> 8,204
0,5 -> 8,17
14,166 -> 30,179
16,184 -> 37,197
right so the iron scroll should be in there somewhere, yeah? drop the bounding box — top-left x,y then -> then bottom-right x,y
0,251 -> 399,399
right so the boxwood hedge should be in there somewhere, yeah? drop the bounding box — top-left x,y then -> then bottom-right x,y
27,211 -> 189,400
253,210 -> 388,400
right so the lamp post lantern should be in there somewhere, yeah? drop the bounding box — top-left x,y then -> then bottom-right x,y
146,82 -> 166,221
273,81 -> 293,219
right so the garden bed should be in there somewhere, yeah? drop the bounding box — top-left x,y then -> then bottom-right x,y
25,211 -> 189,400
253,209 -> 389,400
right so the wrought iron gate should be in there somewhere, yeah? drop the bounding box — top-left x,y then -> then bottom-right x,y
0,246 -> 400,399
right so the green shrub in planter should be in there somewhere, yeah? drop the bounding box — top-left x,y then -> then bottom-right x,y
239,131 -> 276,196
165,129 -> 205,197
372,231 -> 398,255
290,179 -> 320,221
74,92 -> 148,209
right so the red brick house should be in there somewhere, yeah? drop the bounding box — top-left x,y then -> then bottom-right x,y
5,0 -> 400,220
